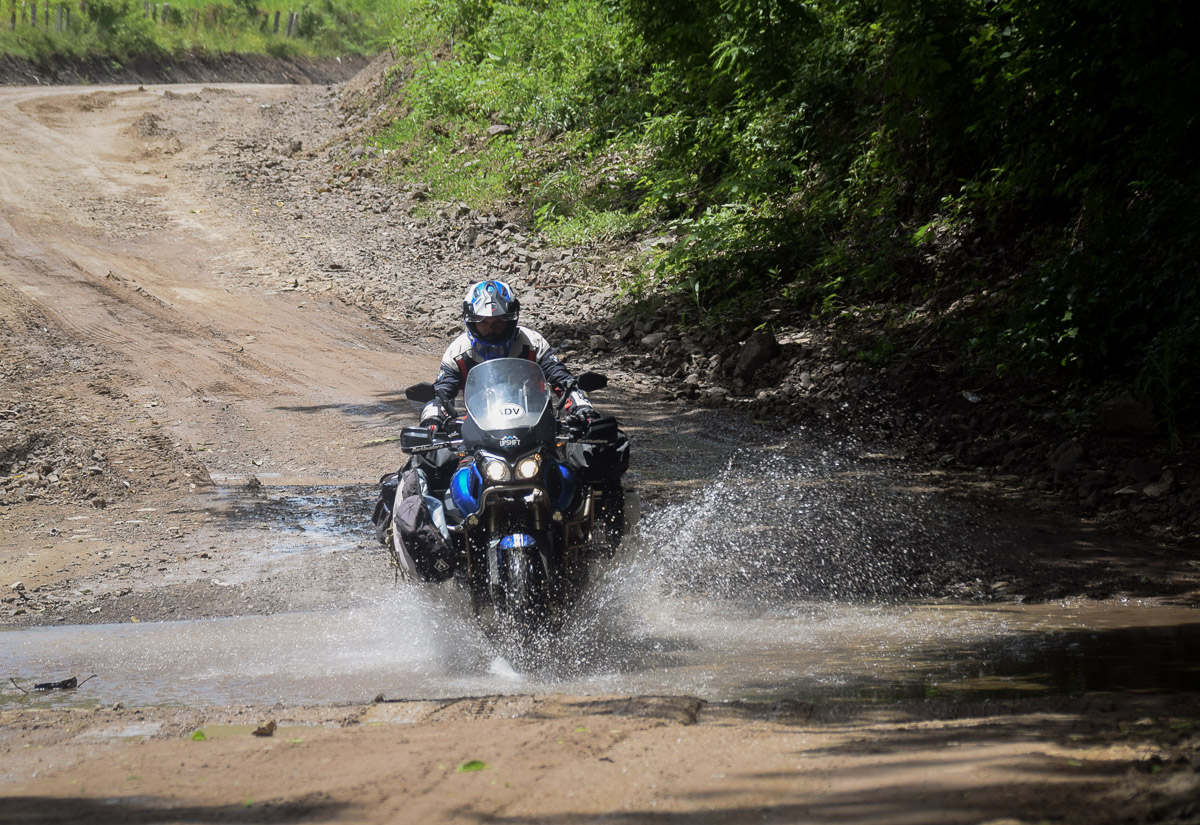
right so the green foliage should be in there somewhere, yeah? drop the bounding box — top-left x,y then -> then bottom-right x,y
389,0 -> 623,133
85,0 -> 161,58
373,0 -> 1199,436
0,21 -> 98,64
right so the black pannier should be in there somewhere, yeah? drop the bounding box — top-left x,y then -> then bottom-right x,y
371,466 -> 455,582
564,428 -> 630,484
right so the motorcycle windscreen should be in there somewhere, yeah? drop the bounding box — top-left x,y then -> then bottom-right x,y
463,358 -> 551,431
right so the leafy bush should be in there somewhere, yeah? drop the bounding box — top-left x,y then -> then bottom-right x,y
83,0 -> 161,58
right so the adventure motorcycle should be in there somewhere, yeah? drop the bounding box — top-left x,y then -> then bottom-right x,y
397,357 -> 631,642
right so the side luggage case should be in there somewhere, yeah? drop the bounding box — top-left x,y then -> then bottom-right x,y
376,466 -> 456,582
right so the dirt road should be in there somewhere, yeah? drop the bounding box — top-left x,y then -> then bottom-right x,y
0,83 -> 444,623
1,80 -> 1198,823
0,83 -> 436,483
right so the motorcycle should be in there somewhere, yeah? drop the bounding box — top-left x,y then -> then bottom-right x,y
397,357 -> 631,643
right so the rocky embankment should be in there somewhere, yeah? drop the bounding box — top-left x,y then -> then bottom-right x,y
0,53 -> 369,86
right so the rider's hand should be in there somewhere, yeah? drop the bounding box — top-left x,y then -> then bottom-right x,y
563,407 -> 596,432
434,397 -> 458,431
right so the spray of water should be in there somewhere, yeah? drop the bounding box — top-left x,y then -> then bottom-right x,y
489,432 -> 996,681
630,436 -> 986,602
0,434 -> 1033,705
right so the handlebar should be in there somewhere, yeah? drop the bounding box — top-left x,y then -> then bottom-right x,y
402,414 -> 619,455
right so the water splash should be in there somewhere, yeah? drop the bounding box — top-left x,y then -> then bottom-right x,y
628,436 -> 989,603
4,434 -> 1193,706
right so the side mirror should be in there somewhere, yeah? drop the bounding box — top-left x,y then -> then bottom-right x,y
405,382 -> 437,403
577,372 -> 608,393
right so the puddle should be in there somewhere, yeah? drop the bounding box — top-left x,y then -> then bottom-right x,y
3,434 -> 1196,710
72,722 -> 164,742
2,595 -> 1197,709
183,482 -> 374,562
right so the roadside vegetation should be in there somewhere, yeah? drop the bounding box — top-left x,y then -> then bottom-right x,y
371,0 -> 1199,446
0,0 -> 396,62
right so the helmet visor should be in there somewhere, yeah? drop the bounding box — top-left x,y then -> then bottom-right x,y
467,316 -> 518,345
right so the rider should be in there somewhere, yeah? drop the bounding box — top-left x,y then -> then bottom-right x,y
384,278 -> 627,569
420,279 -> 596,432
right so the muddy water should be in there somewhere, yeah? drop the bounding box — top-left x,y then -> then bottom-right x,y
3,591 -> 1197,709
3,442 -> 1198,709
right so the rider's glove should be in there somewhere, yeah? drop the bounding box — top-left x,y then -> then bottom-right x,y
420,397 -> 457,431
564,386 -> 593,416
564,405 -> 598,433
563,412 -> 588,432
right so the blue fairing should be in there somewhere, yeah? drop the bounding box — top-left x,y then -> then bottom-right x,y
548,462 -> 578,511
499,533 -> 537,550
450,464 -> 482,515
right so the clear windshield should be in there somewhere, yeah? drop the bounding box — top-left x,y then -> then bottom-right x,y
463,358 -> 551,431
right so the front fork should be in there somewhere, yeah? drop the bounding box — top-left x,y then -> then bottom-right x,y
465,490 -> 577,619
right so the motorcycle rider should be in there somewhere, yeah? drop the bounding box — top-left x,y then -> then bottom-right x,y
376,278 -> 628,575
421,279 -> 596,433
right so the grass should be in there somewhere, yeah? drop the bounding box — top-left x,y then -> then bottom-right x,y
0,0 -> 399,62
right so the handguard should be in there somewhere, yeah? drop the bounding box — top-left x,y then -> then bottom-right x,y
400,425 -> 454,454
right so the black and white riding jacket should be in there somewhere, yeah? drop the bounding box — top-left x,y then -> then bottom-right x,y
428,326 -> 588,418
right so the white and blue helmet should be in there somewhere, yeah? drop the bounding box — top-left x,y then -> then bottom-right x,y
463,279 -> 520,359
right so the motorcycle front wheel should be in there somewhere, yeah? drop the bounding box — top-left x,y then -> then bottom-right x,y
470,536 -> 555,647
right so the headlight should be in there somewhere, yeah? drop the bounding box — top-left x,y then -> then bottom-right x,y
515,455 -> 541,480
483,459 -> 511,482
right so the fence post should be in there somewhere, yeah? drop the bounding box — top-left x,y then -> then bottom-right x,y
56,3 -> 61,30
30,0 -> 36,25
272,9 -> 279,33
160,2 -> 167,24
